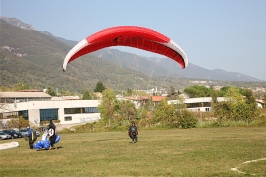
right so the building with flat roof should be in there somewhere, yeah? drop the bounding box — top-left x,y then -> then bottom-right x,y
168,97 -> 226,112
1,92 -> 263,128
0,92 -> 101,127
0,91 -> 52,103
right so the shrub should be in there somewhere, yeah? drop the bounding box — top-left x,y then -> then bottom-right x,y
177,110 -> 197,129
254,114 -> 266,126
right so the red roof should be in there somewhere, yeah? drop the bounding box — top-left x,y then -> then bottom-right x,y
152,96 -> 166,102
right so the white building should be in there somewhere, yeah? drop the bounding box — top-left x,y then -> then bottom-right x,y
0,92 -> 101,127
167,97 -> 226,112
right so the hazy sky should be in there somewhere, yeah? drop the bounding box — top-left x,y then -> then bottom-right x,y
1,0 -> 266,81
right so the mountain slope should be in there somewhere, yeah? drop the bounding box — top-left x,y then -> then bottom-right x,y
1,16 -> 263,82
92,49 -> 262,82
0,20 -> 182,91
0,17 -> 265,94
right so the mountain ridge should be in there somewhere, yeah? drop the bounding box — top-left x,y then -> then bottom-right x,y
1,16 -> 263,82
0,17 -> 265,93
0,19 -> 183,91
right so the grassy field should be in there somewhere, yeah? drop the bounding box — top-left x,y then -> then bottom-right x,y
0,127 -> 266,177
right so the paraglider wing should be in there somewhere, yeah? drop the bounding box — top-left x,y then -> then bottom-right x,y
62,26 -> 188,71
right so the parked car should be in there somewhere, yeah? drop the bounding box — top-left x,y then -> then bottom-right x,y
0,131 -> 12,140
19,128 -> 40,137
19,129 -> 28,137
2,130 -> 22,139
33,129 -> 41,137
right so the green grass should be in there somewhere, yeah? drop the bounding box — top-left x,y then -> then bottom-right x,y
0,127 -> 266,177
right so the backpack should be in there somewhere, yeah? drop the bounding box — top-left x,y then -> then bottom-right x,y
131,126 -> 137,136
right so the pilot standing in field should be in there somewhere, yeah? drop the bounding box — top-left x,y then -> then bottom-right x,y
47,120 -> 57,150
128,122 -> 138,143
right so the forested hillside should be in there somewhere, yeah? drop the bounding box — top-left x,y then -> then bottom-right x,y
0,20 -> 182,92
1,19 -> 266,93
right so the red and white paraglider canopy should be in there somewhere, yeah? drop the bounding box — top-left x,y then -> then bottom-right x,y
62,26 -> 188,71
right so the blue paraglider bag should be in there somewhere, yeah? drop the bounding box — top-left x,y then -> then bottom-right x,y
34,133 -> 60,150
55,135 -> 60,143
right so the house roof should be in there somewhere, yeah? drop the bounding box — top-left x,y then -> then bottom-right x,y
152,96 -> 166,102
123,96 -> 149,101
256,99 -> 265,104
0,92 -> 52,98
18,89 -> 43,92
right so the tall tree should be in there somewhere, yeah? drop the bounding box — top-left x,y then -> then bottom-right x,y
46,87 -> 56,96
219,86 -> 232,96
213,87 -> 260,125
98,88 -> 117,127
210,89 -> 219,104
224,87 -> 245,122
242,89 -> 260,124
94,81 -> 106,93
176,109 -> 197,129
126,88 -> 133,96
243,89 -> 256,104
117,100 -> 137,122
213,102 -> 230,125
153,99 -> 173,125
184,85 -> 212,98
82,90 -> 92,100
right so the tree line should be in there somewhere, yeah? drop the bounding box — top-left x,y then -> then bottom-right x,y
75,84 -> 266,132
1,82 -> 266,131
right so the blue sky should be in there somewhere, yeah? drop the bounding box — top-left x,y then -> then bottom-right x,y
1,0 -> 266,81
